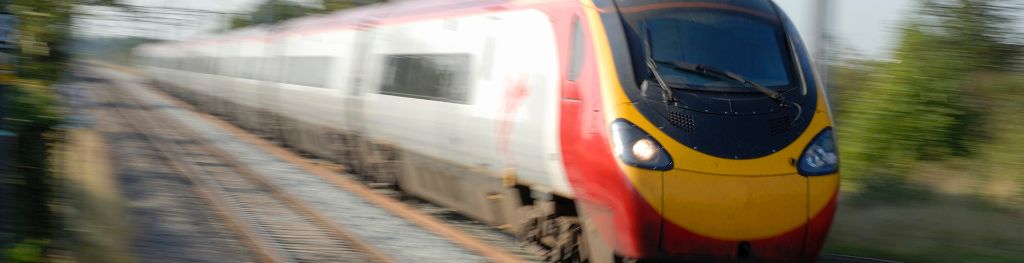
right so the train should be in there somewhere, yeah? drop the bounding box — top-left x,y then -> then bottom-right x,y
132,0 -> 840,262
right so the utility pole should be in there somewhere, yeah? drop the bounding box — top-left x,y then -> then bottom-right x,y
0,0 -> 18,248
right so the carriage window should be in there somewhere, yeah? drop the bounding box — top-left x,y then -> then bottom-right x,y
242,57 -> 261,79
222,57 -> 236,77
568,16 -> 584,81
281,56 -> 330,87
201,57 -> 214,74
380,54 -> 470,104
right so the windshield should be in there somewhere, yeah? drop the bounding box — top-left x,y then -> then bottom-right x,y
630,9 -> 796,90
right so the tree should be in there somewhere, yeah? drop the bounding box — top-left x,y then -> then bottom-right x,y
249,0 -> 315,26
229,0 -> 385,29
229,15 -> 252,29
321,0 -> 384,13
2,0 -> 125,255
838,0 -> 1022,185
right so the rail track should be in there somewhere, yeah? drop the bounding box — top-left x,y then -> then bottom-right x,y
99,67 -> 534,262
98,79 -> 396,263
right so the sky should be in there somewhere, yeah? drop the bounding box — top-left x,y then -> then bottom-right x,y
76,0 -> 918,59
774,0 -> 915,59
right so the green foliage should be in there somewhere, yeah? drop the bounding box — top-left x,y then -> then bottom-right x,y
830,5 -> 1024,261
3,239 -> 50,263
5,81 -> 60,134
7,0 -> 76,85
321,0 -> 384,13
1,81 -> 61,261
230,15 -> 252,29
231,0 -> 384,29
837,0 -> 1022,186
249,0 -> 318,26
1,0 -> 113,258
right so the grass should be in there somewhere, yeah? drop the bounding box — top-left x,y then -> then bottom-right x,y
4,239 -> 50,263
824,180 -> 1024,262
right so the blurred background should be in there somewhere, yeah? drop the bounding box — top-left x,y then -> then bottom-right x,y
0,0 -> 1021,262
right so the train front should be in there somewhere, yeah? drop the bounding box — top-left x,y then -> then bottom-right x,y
570,0 -> 839,261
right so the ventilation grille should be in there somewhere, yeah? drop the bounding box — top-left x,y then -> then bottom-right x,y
768,116 -> 791,136
668,112 -> 695,133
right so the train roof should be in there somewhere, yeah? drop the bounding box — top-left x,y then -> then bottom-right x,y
141,0 -> 573,49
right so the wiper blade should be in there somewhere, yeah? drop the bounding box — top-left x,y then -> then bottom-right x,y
645,57 -> 675,103
640,19 -> 674,104
656,60 -> 788,107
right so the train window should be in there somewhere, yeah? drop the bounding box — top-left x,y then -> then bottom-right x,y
568,16 -> 584,81
222,57 -> 236,77
380,54 -> 470,104
235,57 -> 246,77
213,58 -> 222,75
634,11 -> 794,90
201,57 -> 213,74
238,57 -> 249,78
242,57 -> 260,79
211,58 -> 219,74
281,56 -> 330,87
190,58 -> 200,73
259,58 -> 272,81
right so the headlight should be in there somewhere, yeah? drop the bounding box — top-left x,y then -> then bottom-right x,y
798,127 -> 839,176
611,119 -> 673,171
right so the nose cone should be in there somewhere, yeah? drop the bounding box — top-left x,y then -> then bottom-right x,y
659,170 -> 809,261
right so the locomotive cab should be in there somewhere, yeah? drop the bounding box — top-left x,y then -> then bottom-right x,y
572,0 -> 841,261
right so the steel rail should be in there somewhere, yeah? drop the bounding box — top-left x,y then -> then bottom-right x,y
142,74 -> 527,263
100,85 -> 287,263
101,80 -> 396,263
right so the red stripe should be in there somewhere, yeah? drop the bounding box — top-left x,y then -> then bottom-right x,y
551,2 -> 661,257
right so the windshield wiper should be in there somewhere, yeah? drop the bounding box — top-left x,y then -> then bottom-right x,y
641,19 -> 675,104
645,57 -> 675,103
656,60 -> 788,107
